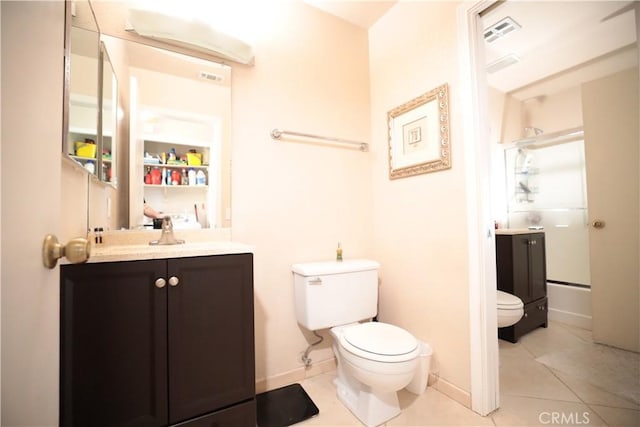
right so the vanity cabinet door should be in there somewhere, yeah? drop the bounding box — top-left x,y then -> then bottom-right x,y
167,254 -> 255,425
497,233 -> 546,304
496,232 -> 547,343
60,260 -> 168,427
527,233 -> 547,301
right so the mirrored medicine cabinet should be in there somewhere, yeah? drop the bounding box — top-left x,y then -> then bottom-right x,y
63,0 -> 232,232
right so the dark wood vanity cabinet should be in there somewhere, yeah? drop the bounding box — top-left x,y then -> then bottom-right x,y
496,232 -> 548,343
60,253 -> 255,427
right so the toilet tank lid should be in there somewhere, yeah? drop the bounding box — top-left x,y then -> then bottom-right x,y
291,259 -> 379,276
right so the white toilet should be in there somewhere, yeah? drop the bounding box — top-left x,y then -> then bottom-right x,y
292,259 -> 428,426
497,290 -> 524,327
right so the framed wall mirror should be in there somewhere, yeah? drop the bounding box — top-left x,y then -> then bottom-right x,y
64,1 -> 233,233
91,35 -> 232,231
63,0 -> 100,177
100,42 -> 118,187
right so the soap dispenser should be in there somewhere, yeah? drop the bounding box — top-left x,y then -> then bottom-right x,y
336,242 -> 343,261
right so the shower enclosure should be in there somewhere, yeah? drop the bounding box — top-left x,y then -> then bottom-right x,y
503,127 -> 592,328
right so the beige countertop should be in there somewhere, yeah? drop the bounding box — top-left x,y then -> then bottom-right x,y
62,228 -> 253,264
496,228 -> 545,235
88,241 -> 254,263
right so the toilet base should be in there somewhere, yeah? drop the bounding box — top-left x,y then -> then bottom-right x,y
334,376 -> 400,427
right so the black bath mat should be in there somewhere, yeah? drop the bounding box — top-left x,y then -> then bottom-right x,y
256,383 -> 319,427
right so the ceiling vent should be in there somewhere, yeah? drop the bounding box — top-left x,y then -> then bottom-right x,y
486,53 -> 521,74
484,16 -> 521,43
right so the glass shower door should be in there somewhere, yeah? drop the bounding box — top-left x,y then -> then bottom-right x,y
504,137 -> 590,287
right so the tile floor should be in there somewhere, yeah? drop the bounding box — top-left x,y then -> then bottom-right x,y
297,321 -> 640,426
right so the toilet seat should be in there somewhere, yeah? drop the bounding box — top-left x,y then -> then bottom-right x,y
497,290 -> 523,310
339,322 -> 419,363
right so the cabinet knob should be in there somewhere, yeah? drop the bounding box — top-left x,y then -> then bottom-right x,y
592,220 -> 606,229
168,276 -> 179,287
155,278 -> 166,289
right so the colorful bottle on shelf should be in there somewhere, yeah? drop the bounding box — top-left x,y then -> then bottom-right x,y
171,170 -> 181,185
144,166 -> 152,184
196,170 -> 206,185
151,167 -> 161,185
85,161 -> 95,174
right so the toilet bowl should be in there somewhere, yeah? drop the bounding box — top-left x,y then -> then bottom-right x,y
333,322 -> 420,391
331,322 -> 420,426
292,259 -> 431,426
497,290 -> 524,327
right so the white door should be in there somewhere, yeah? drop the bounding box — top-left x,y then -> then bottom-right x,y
1,1 -> 65,424
582,67 -> 639,353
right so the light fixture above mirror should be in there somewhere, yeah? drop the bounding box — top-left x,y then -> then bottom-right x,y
125,7 -> 255,65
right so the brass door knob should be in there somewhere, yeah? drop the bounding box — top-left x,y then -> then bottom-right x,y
42,234 -> 91,269
592,220 -> 606,229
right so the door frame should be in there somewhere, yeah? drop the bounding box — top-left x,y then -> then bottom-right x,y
457,0 -> 500,416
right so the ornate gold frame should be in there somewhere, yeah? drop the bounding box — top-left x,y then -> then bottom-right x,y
387,83 -> 451,179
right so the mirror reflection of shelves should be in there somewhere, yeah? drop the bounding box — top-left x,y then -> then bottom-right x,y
140,130 -> 215,229
131,95 -> 223,229
67,41 -> 119,188
68,129 -> 114,182
68,130 -> 98,175
67,88 -> 117,185
143,139 -> 210,187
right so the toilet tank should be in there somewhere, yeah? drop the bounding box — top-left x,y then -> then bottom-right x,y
292,259 -> 379,331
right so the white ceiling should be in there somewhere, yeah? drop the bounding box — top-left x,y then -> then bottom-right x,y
304,0 -> 397,29
305,1 -> 637,101
481,1 -> 637,99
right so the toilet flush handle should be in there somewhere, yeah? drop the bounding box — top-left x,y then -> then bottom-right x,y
308,277 -> 322,285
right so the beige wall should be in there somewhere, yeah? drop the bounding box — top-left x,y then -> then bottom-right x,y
369,0 -> 471,396
230,3 -> 373,385
521,86 -> 583,136
487,86 -> 507,145
495,85 -> 583,145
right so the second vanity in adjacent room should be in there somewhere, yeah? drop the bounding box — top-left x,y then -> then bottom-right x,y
59,240 -> 256,427
495,229 -> 548,343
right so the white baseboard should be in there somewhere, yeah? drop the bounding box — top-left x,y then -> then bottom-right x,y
549,308 -> 592,330
429,374 -> 472,408
256,358 -> 471,410
255,357 -> 337,394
